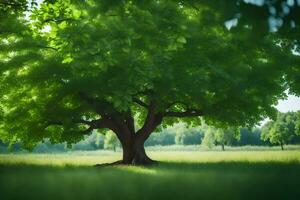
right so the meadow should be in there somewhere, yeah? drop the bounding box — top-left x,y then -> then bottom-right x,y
1,146 -> 300,200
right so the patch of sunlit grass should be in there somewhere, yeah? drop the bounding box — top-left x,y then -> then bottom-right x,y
116,166 -> 158,175
0,151 -> 121,167
149,151 -> 300,164
1,150 -> 300,167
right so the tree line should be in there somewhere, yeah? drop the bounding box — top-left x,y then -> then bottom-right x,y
1,111 -> 299,152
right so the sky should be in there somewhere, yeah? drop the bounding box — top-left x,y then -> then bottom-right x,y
276,95 -> 300,112
258,95 -> 300,126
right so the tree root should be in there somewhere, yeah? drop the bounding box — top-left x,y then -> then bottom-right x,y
94,159 -> 159,167
93,160 -> 124,167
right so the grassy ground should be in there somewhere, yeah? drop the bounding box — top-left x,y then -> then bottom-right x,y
1,149 -> 300,200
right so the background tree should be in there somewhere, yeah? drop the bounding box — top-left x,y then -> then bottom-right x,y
295,112 -> 300,135
233,128 -> 269,146
214,128 -> 239,151
104,131 -> 120,152
201,127 -> 215,149
145,129 -> 175,146
261,112 -> 298,150
176,128 -> 203,146
95,132 -> 105,149
0,0 -> 299,165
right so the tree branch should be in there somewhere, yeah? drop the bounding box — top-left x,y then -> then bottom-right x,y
78,92 -> 108,117
164,109 -> 203,118
46,117 -> 113,135
132,89 -> 154,97
136,102 -> 163,140
44,18 -> 75,23
80,126 -> 95,135
166,101 -> 189,110
77,92 -> 132,139
125,109 -> 135,133
37,45 -> 58,51
132,97 -> 149,108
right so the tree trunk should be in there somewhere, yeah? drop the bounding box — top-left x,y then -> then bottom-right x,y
121,136 -> 155,165
221,143 -> 225,151
280,142 -> 284,151
107,107 -> 162,165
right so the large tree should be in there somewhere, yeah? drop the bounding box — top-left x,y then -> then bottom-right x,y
0,0 -> 299,164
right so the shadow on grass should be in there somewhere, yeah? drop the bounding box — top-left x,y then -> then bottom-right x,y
0,161 -> 300,200
153,160 -> 300,171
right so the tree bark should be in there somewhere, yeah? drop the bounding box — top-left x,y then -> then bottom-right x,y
118,104 -> 162,165
121,136 -> 155,165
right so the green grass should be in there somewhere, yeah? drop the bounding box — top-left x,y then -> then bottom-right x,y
1,149 -> 300,200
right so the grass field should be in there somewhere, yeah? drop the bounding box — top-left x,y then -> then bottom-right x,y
1,148 -> 300,200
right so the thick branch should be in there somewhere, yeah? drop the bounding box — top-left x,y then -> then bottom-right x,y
77,92 -> 133,140
132,89 -> 154,97
45,120 -> 93,135
125,111 -> 135,133
46,117 -> 113,135
46,120 -> 63,126
80,126 -> 95,135
37,45 -> 58,51
44,18 -> 74,23
164,109 -> 203,117
136,102 -> 163,141
78,92 -> 109,117
132,97 -> 149,108
166,101 -> 189,110
85,118 -> 112,129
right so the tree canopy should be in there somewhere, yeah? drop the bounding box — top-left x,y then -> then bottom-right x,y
0,0 -> 299,164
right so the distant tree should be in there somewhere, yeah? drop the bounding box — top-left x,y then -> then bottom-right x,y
72,132 -> 99,151
296,112 -> 300,136
172,123 -> 203,145
201,127 -> 215,149
104,131 -> 120,152
173,123 -> 186,145
214,128 -> 239,151
261,112 -> 299,150
95,133 -> 105,149
180,128 -> 203,145
234,128 -> 268,146
145,129 -> 175,146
